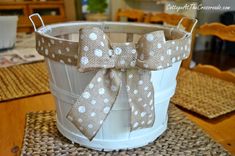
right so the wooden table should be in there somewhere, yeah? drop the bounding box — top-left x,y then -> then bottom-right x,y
0,93 -> 235,156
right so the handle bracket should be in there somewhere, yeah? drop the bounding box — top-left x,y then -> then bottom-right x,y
29,13 -> 45,32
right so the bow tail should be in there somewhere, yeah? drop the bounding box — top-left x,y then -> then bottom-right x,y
126,69 -> 155,131
67,69 -> 121,140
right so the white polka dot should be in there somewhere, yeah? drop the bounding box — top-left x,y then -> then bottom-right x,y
114,47 -> 122,55
141,121 -> 145,125
134,111 -> 138,115
89,33 -> 97,40
103,34 -> 106,40
81,56 -> 89,65
111,85 -> 117,92
131,49 -> 136,54
99,120 -> 103,124
82,92 -> 90,99
144,87 -> 149,91
38,41 -> 41,46
60,60 -> 64,63
176,46 -> 179,51
160,56 -> 164,61
45,49 -> 48,55
68,58 -> 71,62
157,43 -> 162,49
185,45 -> 187,50
97,77 -> 102,82
74,55 -> 78,59
149,100 -> 153,105
151,106 -> 154,110
133,122 -> 139,128
83,46 -> 89,51
138,98 -> 142,102
183,53 -> 186,58
128,74 -> 133,79
91,100 -> 96,105
108,50 -> 113,56
141,112 -> 146,117
149,114 -> 153,118
103,106 -> 110,114
98,88 -> 105,95
133,90 -> 138,94
40,47 -> 43,51
147,120 -> 152,125
172,41 -> 175,45
90,112 -> 96,117
78,106 -> 86,113
104,98 -> 109,103
130,61 -> 136,67
126,85 -> 130,91
100,41 -> 104,47
52,54 -> 55,58
147,92 -> 152,98
48,43 -> 51,47
129,98 -> 132,102
94,49 -> 103,57
58,49 -> 62,54
120,59 -> 125,65
146,34 -> 154,41
181,46 -> 183,50
167,49 -> 172,55
143,104 -> 147,107
78,118 -> 83,123
143,64 -> 149,68
172,57 -> 176,63
177,56 -> 180,60
138,80 -> 143,85
59,40 -> 62,44
140,53 -> 144,60
88,124 -> 93,129
66,47 -> 70,52
157,66 -> 163,69
131,106 -> 134,112
41,38 -> 44,43
89,83 -> 94,89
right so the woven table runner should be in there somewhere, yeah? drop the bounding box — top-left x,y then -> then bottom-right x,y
21,105 -> 229,156
0,62 -> 49,102
171,68 -> 235,119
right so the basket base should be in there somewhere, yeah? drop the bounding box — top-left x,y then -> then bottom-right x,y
56,117 -> 167,151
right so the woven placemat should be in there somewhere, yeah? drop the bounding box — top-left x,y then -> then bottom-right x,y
171,68 -> 235,119
21,105 -> 230,156
0,62 -> 49,102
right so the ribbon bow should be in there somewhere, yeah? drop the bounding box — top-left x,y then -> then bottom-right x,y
67,27 -> 191,140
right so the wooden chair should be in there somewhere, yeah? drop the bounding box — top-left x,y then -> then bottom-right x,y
115,9 -> 145,22
144,12 -> 197,68
193,23 -> 235,83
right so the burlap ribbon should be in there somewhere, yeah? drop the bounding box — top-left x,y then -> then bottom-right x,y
66,27 -> 191,140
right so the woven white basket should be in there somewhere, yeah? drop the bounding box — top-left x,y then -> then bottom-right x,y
30,13 -> 195,151
0,16 -> 18,50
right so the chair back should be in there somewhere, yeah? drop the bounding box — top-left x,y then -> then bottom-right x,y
115,9 -> 145,22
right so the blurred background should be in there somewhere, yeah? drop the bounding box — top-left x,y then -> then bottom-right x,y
0,0 -> 235,70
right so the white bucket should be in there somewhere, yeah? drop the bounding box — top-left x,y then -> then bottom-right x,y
0,16 -> 18,50
46,58 -> 181,150
30,13 -> 195,151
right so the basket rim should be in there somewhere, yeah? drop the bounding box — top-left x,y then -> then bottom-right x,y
36,21 -> 190,43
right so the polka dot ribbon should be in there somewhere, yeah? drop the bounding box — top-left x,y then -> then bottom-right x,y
65,27 -> 192,140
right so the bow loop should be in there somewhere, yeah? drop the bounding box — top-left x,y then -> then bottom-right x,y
78,27 -> 115,72
136,30 -> 168,70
